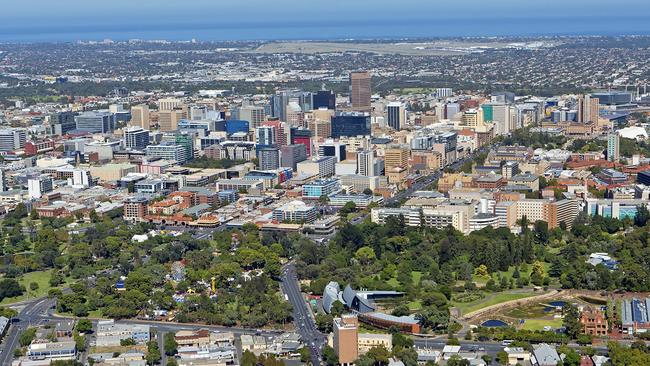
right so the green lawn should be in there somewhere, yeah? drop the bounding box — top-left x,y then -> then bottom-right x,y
1,270 -> 53,305
408,300 -> 422,311
452,291 -> 539,315
472,262 -> 552,287
520,318 -> 563,331
386,271 -> 423,288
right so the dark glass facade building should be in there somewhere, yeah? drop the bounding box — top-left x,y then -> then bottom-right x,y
313,90 -> 336,110
331,112 -> 371,138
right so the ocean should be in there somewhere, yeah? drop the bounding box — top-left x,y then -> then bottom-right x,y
1,16 -> 650,43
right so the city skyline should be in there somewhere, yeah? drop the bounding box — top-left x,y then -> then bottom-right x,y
1,0 -> 650,41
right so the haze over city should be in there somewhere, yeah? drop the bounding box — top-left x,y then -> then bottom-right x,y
1,0 -> 650,41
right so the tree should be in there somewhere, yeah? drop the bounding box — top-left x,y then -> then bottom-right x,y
19,328 -> 37,347
562,304 -> 581,339
355,246 -> 376,265
299,347 -> 312,363
366,346 -> 391,365
322,345 -> 338,366
164,332 -> 178,356
146,340 -> 161,365
496,351 -> 509,365
473,264 -> 489,277
330,301 -> 345,317
29,282 -> 39,291
241,350 -> 257,366
635,205 -> 650,227
363,188 -> 373,195
75,319 -> 93,334
0,278 -> 24,301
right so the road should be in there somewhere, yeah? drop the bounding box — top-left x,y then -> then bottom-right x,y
280,262 -> 326,366
0,297 -> 56,366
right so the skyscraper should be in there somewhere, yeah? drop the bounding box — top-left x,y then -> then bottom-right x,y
607,133 -> 620,162
350,71 -> 371,112
357,150 -> 376,176
578,95 -> 600,124
386,102 -> 405,130
130,105 -> 150,129
238,105 -> 266,129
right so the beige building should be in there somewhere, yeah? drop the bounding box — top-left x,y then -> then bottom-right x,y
333,315 -> 358,366
158,98 -> 182,111
89,163 -> 137,182
358,333 -> 392,354
515,199 -> 549,223
158,109 -> 186,131
130,105 -> 150,129
384,145 -> 410,171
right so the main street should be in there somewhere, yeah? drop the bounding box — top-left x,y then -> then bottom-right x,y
280,262 -> 326,366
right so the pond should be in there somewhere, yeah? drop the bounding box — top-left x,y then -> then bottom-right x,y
481,319 -> 508,327
544,301 -> 566,312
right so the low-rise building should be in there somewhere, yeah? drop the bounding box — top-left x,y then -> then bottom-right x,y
95,320 -> 150,347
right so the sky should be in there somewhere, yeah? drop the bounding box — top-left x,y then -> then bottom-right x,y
1,0 -> 650,42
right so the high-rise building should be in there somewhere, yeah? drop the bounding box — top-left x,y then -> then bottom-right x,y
28,175 -> 53,199
444,102 -> 461,119
262,120 -> 287,146
318,141 -> 347,162
50,111 -> 77,136
357,150 -> 376,176
75,111 -> 114,133
607,133 -> 620,162
158,98 -> 182,111
256,126 -> 277,147
385,145 -> 410,171
436,88 -> 453,98
333,315 -> 359,366
578,95 -> 600,123
290,127 -> 313,156
286,102 -> 305,128
313,90 -> 336,110
461,109 -> 484,128
0,169 -> 7,192
124,127 -> 150,150
280,144 -> 308,170
175,133 -> 195,162
308,117 -> 332,140
225,120 -> 250,136
331,112 -> 371,138
386,102 -> 406,130
0,129 -> 27,151
350,71 -> 371,112
130,105 -> 150,129
158,109 -> 185,131
257,146 -> 281,170
271,90 -> 312,122
124,196 -> 149,221
238,105 -> 266,129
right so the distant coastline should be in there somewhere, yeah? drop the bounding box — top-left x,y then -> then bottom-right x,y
1,16 -> 650,43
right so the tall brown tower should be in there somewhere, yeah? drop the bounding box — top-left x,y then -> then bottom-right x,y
350,71 -> 371,112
